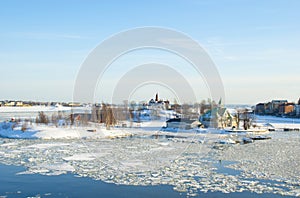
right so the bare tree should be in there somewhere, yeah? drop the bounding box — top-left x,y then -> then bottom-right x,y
21,123 -> 27,132
236,108 -> 254,130
82,110 -> 89,126
182,103 -> 191,118
105,105 -> 116,130
101,103 -> 107,124
129,108 -> 134,127
200,100 -> 206,114
91,105 -> 98,122
172,99 -> 181,114
36,111 -> 48,124
123,100 -> 129,120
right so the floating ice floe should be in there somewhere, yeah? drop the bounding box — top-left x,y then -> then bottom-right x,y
0,131 -> 299,197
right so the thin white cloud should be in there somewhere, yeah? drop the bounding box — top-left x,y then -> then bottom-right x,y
4,32 -> 92,40
255,25 -> 283,30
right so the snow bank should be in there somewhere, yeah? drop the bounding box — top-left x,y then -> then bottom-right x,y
0,122 -> 131,140
255,115 -> 300,130
0,106 -> 71,113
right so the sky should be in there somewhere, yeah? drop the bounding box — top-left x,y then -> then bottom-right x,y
0,0 -> 300,105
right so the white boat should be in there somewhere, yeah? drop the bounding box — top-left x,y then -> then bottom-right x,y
224,128 -> 268,133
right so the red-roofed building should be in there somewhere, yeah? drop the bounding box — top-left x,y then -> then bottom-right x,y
279,102 -> 295,115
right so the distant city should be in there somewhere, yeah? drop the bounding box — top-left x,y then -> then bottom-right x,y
255,99 -> 300,118
0,100 -> 82,107
2,97 -> 300,120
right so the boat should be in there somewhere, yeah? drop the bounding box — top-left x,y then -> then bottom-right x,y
242,137 -> 254,144
215,138 -> 237,145
224,128 -> 268,133
250,135 -> 271,140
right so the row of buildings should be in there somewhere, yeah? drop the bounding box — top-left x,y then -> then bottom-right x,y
255,99 -> 300,117
0,100 -> 83,107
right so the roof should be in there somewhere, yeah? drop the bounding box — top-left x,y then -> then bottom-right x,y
271,100 -> 288,103
279,102 -> 295,106
201,107 -> 234,119
166,118 -> 196,124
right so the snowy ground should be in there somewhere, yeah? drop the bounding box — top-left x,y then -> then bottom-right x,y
0,106 -> 91,122
0,122 -> 132,139
255,115 -> 300,130
0,106 -> 72,113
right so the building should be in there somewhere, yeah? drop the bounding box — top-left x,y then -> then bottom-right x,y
166,118 -> 201,130
255,103 -> 266,115
4,101 -> 16,107
279,102 -> 295,116
148,93 -> 166,110
262,102 -> 271,114
15,101 -> 23,107
199,107 -> 237,128
67,102 -> 82,107
270,100 -> 288,115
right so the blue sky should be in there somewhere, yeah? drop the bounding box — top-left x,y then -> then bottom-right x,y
0,0 -> 300,104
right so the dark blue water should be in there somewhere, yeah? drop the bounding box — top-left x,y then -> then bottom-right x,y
0,164 -> 292,198
0,164 -> 183,198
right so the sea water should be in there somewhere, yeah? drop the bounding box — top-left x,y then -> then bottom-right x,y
0,164 -> 288,198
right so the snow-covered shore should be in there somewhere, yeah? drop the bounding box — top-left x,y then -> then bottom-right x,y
0,122 -> 131,140
0,106 -> 71,113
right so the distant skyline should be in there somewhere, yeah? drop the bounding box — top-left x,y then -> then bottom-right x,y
1,0 -> 300,104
